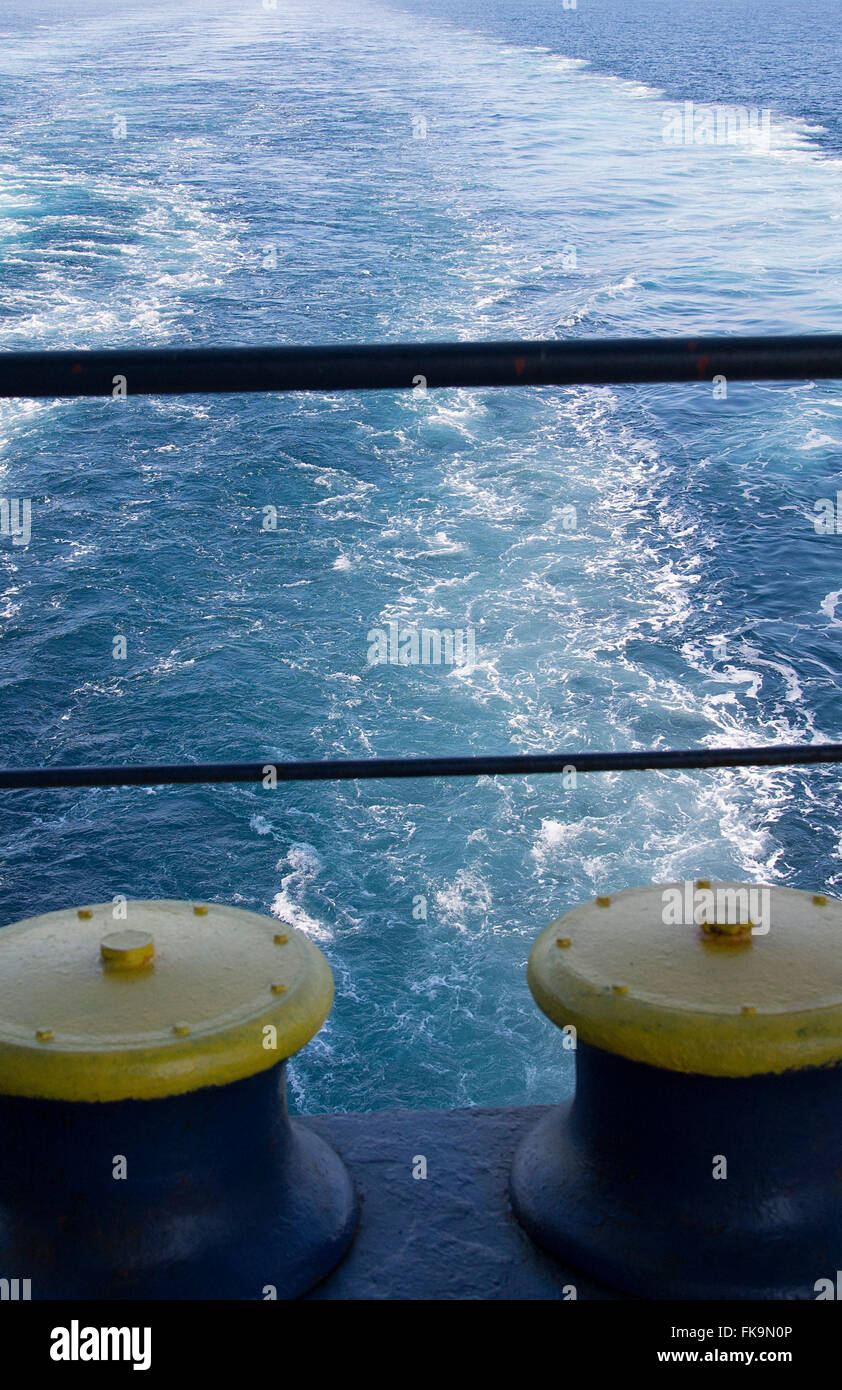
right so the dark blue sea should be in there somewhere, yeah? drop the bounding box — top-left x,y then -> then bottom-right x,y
0,0 -> 841,1112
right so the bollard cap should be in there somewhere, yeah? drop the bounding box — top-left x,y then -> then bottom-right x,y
0,900 -> 333,1101
529,882 -> 842,1077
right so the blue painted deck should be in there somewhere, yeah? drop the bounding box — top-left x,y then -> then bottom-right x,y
303,1104 -> 619,1300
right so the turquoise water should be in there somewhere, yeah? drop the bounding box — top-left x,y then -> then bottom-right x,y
1,0 -> 842,1112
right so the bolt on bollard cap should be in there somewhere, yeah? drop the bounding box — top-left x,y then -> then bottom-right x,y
528,882 -> 842,1077
0,900 -> 334,1101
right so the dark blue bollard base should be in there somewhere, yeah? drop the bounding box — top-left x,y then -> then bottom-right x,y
124,1119 -> 358,1301
510,1044 -> 842,1300
0,1067 -> 357,1300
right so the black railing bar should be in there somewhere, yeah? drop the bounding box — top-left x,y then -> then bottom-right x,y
2,335 -> 842,397
0,741 -> 840,790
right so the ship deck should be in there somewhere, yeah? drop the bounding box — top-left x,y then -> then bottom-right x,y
303,1104 -> 619,1300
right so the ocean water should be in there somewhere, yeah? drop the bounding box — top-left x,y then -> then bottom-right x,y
1,0 -> 841,1113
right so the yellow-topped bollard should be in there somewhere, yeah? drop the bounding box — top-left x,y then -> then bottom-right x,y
510,881 -> 842,1299
0,898 -> 335,1102
0,900 -> 356,1298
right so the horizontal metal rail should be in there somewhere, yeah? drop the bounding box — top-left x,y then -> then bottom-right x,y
1,334 -> 842,397
1,742 -> 841,790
